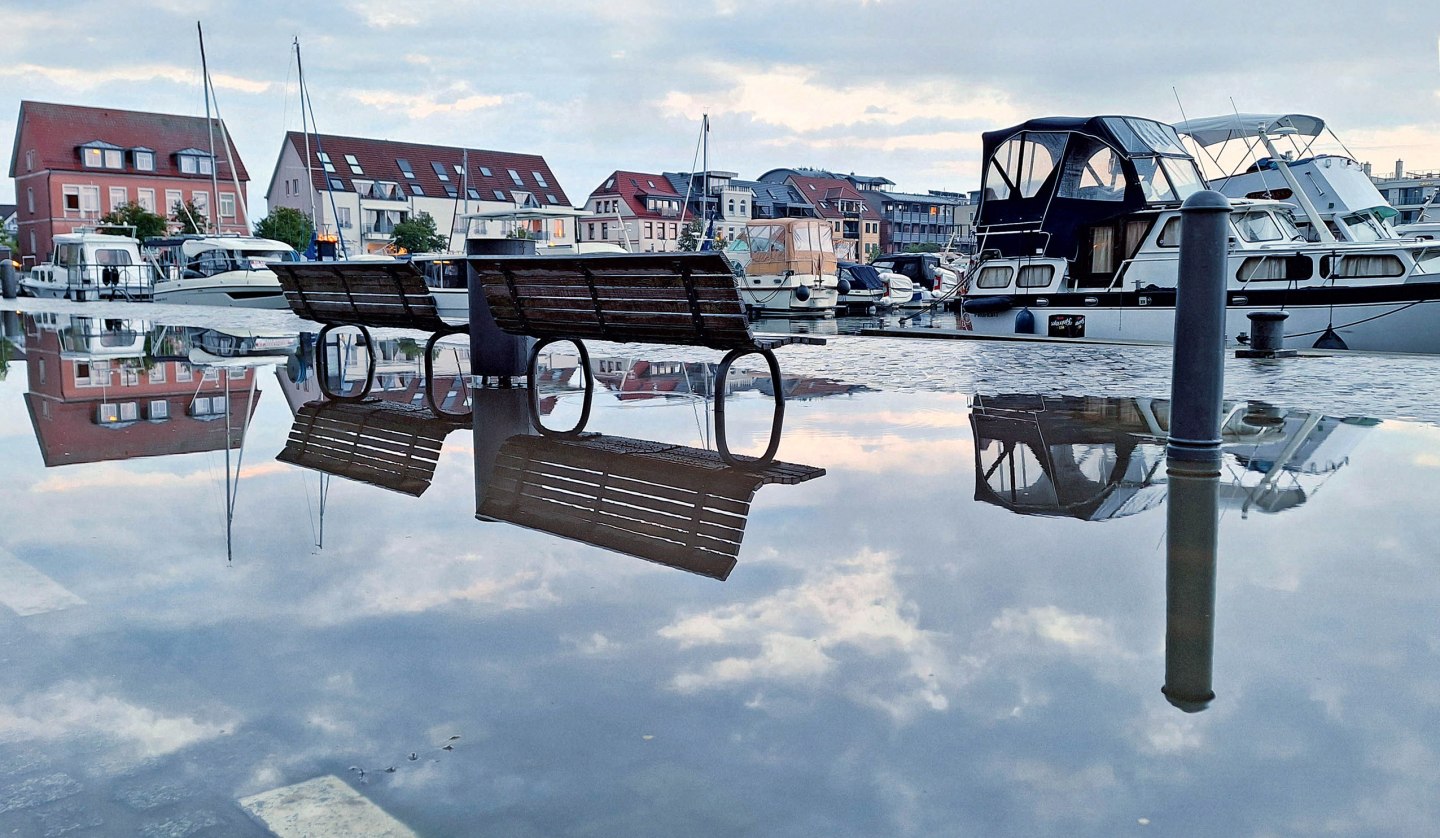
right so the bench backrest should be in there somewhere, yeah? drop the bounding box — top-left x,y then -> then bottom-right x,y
477,432 -> 825,579
273,261 -> 450,331
277,399 -> 468,496
471,252 -> 757,350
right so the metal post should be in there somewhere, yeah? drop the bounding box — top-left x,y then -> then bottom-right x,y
1168,190 -> 1232,462
472,386 -> 535,521
0,247 -> 16,299
1162,459 -> 1220,713
1237,310 -> 1295,359
466,259 -> 531,379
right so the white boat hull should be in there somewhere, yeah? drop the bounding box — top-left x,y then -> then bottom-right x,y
150,270 -> 289,309
959,289 -> 1440,354
737,272 -> 838,316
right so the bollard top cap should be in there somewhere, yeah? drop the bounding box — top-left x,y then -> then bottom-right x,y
1180,190 -> 1232,213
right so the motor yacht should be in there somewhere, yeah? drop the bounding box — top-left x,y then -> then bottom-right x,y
145,235 -> 300,309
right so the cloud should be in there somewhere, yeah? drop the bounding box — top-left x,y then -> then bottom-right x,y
346,88 -> 506,120
0,680 -> 233,761
0,62 -> 273,96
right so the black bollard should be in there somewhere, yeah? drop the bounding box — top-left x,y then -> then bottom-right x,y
1162,458 -> 1220,713
1237,311 -> 1296,359
1168,190 -> 1232,463
466,259 -> 532,380
0,247 -> 16,300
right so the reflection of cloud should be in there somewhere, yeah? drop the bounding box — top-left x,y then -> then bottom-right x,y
987,757 -> 1119,824
31,461 -> 289,493
660,549 -> 958,719
0,681 -> 233,760
991,606 -> 1127,657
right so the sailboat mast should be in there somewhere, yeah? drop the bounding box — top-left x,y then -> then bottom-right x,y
702,114 -> 709,237
198,22 -> 220,233
296,38 -> 316,228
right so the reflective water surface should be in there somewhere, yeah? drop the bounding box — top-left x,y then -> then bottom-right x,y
3,302 -> 1440,836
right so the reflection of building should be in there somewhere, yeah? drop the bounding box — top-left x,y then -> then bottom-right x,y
23,314 -> 259,466
589,355 -> 867,403
970,394 -> 1375,521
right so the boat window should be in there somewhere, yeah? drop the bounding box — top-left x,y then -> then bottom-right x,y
1057,141 -> 1124,201
1233,211 -> 1287,242
1132,158 -> 1177,203
1090,226 -> 1116,273
1102,118 -> 1189,156
1339,213 -> 1386,242
1159,159 -> 1204,199
1017,265 -> 1054,288
1237,255 -> 1313,282
1124,219 -> 1153,258
1321,254 -> 1405,279
975,265 -> 1013,289
1157,217 -> 1181,247
94,249 -> 132,266
56,244 -> 82,267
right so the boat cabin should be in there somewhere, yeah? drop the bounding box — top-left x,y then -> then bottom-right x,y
741,218 -> 838,278
146,235 -> 299,281
976,116 -> 1205,284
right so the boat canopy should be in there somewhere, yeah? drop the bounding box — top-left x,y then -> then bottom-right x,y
1173,113 -> 1325,146
838,261 -> 885,291
976,116 -> 1205,260
744,219 -> 837,276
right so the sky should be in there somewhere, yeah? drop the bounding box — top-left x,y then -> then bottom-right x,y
2,0 -> 1438,224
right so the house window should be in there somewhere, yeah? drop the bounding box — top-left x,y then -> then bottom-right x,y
669,223 -> 677,238
148,366 -> 166,384
410,184 -> 424,196
82,147 -> 102,167
133,150 -> 155,171
26,187 -> 33,213
546,194 -> 558,204
334,206 -> 350,228
165,190 -> 183,214
397,158 -> 415,179
466,188 -> 480,200
431,162 -> 450,181
138,188 -> 155,212
219,192 -> 236,218
318,151 -> 335,173
178,154 -> 213,175
479,167 -> 492,177
493,189 -> 507,201
508,169 -> 523,186
109,186 -> 127,211
533,171 -> 548,188
25,149 -> 34,171
553,220 -> 565,238
345,154 -> 363,174
191,191 -> 210,219
176,363 -> 193,382
645,222 -> 653,238
328,178 -> 345,190
587,223 -> 595,239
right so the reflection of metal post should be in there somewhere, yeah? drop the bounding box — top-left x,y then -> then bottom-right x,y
1169,190 -> 1231,463
472,387 -> 536,519
467,259 -> 531,379
1163,459 -> 1220,713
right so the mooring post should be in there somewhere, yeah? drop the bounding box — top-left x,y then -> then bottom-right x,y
1168,190 -> 1231,463
1163,460 -> 1220,713
1237,310 -> 1296,359
466,259 -> 531,381
0,247 -> 16,299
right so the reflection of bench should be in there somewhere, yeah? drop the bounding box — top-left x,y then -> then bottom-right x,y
277,400 -> 469,496
272,261 -> 467,414
470,252 -> 823,404
477,433 -> 824,580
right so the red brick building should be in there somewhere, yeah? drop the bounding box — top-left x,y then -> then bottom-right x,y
9,101 -> 251,267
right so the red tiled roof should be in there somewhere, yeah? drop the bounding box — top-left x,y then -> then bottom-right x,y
587,170 -> 682,220
285,132 -> 570,206
10,100 -> 250,181
787,175 -> 880,220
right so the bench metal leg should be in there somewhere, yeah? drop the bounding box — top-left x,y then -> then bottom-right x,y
526,337 -> 594,437
424,326 -> 471,417
316,324 -> 376,402
715,347 -> 785,468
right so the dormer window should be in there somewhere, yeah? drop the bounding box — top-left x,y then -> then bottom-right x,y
508,169 -> 524,187
175,149 -> 214,175
397,158 -> 416,179
345,154 -> 363,175
80,142 -> 123,170
317,151 -> 336,173
534,172 -> 549,188
132,148 -> 155,171
431,162 -> 450,182
479,167 -> 493,177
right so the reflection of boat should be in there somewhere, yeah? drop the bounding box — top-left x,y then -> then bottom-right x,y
735,219 -> 840,316
145,235 -> 299,308
20,231 -> 151,300
970,394 -> 1376,520
962,115 -> 1440,352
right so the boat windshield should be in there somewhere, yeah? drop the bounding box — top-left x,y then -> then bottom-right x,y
1133,158 -> 1178,203
1101,117 -> 1189,156
1234,210 -> 1303,243
1339,213 -> 1388,242
1160,158 -> 1204,199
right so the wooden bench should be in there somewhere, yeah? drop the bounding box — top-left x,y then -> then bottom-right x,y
272,261 -> 468,415
477,433 -> 824,580
277,399 -> 470,497
469,252 -> 824,406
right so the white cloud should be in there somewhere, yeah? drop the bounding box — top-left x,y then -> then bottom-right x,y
0,680 -> 233,761
346,88 -> 506,120
0,62 -> 273,95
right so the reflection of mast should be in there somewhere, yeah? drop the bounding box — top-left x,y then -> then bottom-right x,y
221,368 -> 259,564
1163,459 -> 1220,713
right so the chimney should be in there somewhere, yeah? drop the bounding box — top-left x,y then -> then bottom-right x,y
1363,161 -> 1372,177
1396,160 -> 1405,179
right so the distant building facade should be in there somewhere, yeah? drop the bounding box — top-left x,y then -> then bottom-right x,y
265,132 -> 571,255
758,168 -> 882,261
578,170 -> 687,252
1370,160 -> 1439,225
9,101 -> 250,266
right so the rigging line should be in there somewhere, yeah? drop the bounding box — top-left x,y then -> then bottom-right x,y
300,64 -> 349,258
1229,97 -> 1281,202
198,22 -> 220,233
1283,299 -> 1425,338
678,117 -> 705,227
204,70 -> 250,229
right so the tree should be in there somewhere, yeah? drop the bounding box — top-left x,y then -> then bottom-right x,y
97,202 -> 168,240
390,212 -> 447,254
171,200 -> 208,235
254,206 -> 315,252
903,243 -> 942,253
678,219 -> 703,252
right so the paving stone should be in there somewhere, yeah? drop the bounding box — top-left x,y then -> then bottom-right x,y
0,773 -> 82,814
114,781 -> 192,811
138,809 -> 221,838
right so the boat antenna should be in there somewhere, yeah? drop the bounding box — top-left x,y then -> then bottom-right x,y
198,22 -> 220,233
1171,87 -> 1191,131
